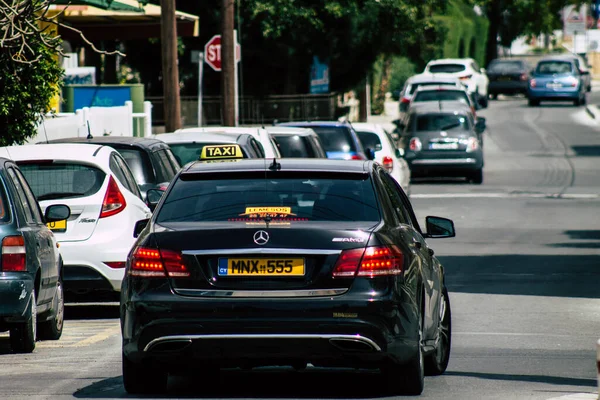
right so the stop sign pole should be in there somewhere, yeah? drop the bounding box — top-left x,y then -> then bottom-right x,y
205,33 -> 241,125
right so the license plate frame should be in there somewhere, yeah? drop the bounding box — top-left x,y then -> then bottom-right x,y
429,142 -> 459,150
546,83 -> 562,89
217,257 -> 305,277
46,219 -> 66,232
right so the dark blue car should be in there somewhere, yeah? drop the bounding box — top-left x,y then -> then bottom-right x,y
277,121 -> 368,160
527,57 -> 587,106
0,157 -> 71,353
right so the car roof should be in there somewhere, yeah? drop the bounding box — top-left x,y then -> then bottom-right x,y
277,121 -> 351,128
414,84 -> 467,92
427,58 -> 475,65
408,101 -> 472,115
265,126 -> 318,136
537,56 -> 576,63
153,131 -> 246,144
182,158 -> 372,174
0,143 -> 112,162
42,135 -> 169,149
407,74 -> 462,84
177,126 -> 262,135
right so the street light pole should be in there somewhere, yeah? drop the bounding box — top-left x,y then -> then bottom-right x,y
221,0 -> 236,126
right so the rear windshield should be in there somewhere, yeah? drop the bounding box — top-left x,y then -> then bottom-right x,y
117,148 -> 154,185
273,135 -> 316,158
169,143 -> 247,165
356,131 -> 382,151
409,82 -> 457,95
157,174 -> 380,223
536,61 -> 573,75
413,90 -> 470,104
428,64 -> 466,73
488,60 -> 525,73
309,127 -> 358,153
18,162 -> 106,201
413,114 -> 470,132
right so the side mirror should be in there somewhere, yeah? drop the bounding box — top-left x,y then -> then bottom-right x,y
475,117 -> 486,134
394,148 -> 404,158
145,188 -> 163,211
365,148 -> 376,161
133,218 -> 150,238
44,204 -> 71,223
480,68 -> 486,74
423,216 -> 455,238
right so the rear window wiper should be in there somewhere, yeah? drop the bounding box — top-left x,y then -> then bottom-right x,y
37,192 -> 86,201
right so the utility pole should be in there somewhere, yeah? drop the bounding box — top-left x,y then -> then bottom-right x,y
160,0 -> 182,131
221,0 -> 236,126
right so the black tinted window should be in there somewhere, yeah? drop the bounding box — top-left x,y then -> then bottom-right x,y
169,143 -> 248,165
19,162 -> 106,201
157,174 -> 380,223
409,82 -> 457,95
428,64 -> 466,73
356,131 -> 382,151
118,148 -> 154,185
156,150 -> 178,181
414,114 -> 469,132
488,60 -> 525,73
309,127 -> 357,153
413,90 -> 470,104
274,135 -> 315,158
536,61 -> 573,75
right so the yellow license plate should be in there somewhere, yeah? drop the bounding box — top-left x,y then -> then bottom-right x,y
46,219 -> 66,232
218,258 -> 305,276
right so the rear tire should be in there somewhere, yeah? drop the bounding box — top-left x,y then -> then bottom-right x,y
122,352 -> 168,394
469,169 -> 483,184
425,287 -> 451,375
528,98 -> 539,107
10,291 -> 37,353
38,278 -> 64,340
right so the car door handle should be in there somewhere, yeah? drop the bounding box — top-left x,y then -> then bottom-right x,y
412,240 -> 422,249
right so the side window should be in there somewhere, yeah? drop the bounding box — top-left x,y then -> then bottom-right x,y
14,169 -> 43,224
388,175 -> 423,233
110,154 -> 141,199
164,148 -> 182,171
377,169 -> 409,225
155,150 -> 177,181
7,167 -> 36,224
251,138 -> 265,158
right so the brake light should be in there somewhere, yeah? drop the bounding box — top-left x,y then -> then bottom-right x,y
350,154 -> 366,160
465,137 -> 479,152
530,79 -> 537,88
400,97 -> 411,104
382,156 -> 394,172
459,75 -> 472,81
2,236 -> 26,272
409,137 -> 422,151
130,246 -> 190,278
520,73 -> 528,81
332,246 -> 404,278
566,77 -> 578,87
104,262 -> 126,269
100,176 -> 127,218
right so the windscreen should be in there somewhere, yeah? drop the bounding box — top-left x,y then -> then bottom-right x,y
169,143 -> 247,165
414,114 -> 470,132
273,135 -> 315,158
428,64 -> 466,73
309,127 -> 358,153
117,148 -> 154,185
488,61 -> 524,73
157,174 -> 380,223
18,162 -> 106,201
536,61 -> 573,75
409,82 -> 457,95
413,90 -> 469,104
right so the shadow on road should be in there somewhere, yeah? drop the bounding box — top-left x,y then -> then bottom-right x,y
444,370 -> 596,387
439,254 -> 600,298
65,303 -> 120,320
571,145 -> 600,156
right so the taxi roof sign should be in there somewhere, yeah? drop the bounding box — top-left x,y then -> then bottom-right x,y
200,144 -> 244,160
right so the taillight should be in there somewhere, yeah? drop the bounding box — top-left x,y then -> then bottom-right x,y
400,97 -> 411,104
104,262 -> 126,269
350,154 -> 366,160
459,74 -> 472,81
566,77 -> 578,87
382,156 -> 394,172
530,79 -> 537,88
2,236 -> 26,272
130,246 -> 190,278
332,246 -> 404,278
520,73 -> 528,81
409,137 -> 422,152
465,137 -> 480,152
100,176 -> 127,218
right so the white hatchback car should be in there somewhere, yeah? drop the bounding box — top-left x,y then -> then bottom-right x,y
424,58 -> 489,108
352,122 -> 411,195
0,144 -> 152,299
174,126 -> 281,159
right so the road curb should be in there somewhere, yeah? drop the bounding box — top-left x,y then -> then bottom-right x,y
585,104 -> 600,120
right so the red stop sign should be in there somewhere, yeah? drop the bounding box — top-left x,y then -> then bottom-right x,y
204,34 -> 241,72
204,35 -> 222,71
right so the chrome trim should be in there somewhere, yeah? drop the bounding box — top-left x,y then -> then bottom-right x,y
173,288 -> 348,298
412,158 -> 477,165
183,248 -> 342,256
144,334 -> 381,353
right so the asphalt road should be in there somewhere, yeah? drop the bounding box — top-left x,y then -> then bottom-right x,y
0,94 -> 599,400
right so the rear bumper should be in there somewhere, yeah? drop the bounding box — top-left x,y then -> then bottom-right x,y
0,275 -> 34,323
121,289 -> 420,370
488,81 -> 527,94
406,151 -> 483,176
527,88 -> 580,100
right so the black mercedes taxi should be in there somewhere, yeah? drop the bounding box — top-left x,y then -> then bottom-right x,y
120,158 -> 455,395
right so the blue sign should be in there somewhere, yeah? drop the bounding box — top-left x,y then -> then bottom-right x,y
72,87 -> 131,110
310,56 -> 330,94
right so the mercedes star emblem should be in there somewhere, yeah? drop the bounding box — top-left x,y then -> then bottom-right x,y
253,230 -> 269,245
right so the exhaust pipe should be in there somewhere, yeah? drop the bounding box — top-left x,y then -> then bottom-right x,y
147,339 -> 192,353
329,337 -> 378,352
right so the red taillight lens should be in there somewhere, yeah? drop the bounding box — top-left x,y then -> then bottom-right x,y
332,246 -> 404,278
530,79 -> 537,88
520,73 -> 528,81
2,236 -> 26,272
409,137 -> 422,152
100,176 -> 127,218
104,262 -> 126,269
350,154 -> 365,160
130,246 -> 190,278
382,156 -> 394,172
465,137 -> 480,152
400,97 -> 411,104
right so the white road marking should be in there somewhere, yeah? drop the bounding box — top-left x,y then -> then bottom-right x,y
455,332 -> 599,338
545,393 -> 597,400
411,193 -> 600,199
